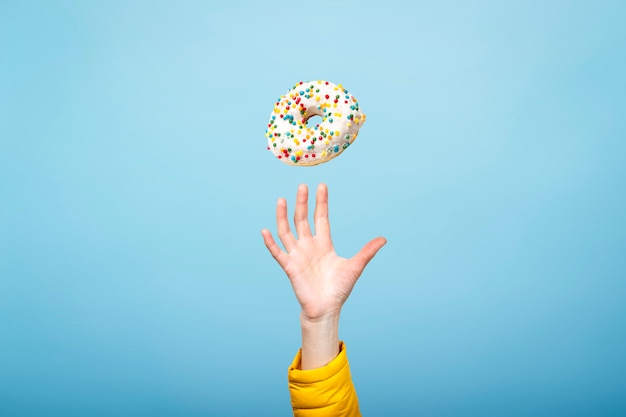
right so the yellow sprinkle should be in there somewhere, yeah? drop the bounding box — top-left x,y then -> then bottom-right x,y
296,150 -> 303,157
347,122 -> 352,127
274,108 -> 279,114
335,113 -> 342,117
321,150 -> 327,157
315,96 -> 321,102
334,131 -> 339,136
333,103 -> 337,108
317,80 -> 322,84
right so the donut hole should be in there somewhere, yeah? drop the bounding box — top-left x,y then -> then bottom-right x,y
305,115 -> 323,129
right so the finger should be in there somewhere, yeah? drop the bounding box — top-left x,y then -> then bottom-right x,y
261,229 -> 289,268
350,237 -> 387,272
294,184 -> 312,239
276,197 -> 297,251
314,183 -> 331,239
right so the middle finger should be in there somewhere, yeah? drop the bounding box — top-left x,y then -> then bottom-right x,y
294,184 -> 312,239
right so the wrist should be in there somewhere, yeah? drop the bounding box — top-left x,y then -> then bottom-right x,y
299,311 -> 341,370
300,309 -> 341,326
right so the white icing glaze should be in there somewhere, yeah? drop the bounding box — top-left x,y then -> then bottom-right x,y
265,80 -> 365,166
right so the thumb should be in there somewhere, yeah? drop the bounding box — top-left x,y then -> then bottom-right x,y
350,236 -> 387,273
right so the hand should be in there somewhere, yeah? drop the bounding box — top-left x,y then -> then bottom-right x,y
261,184 -> 387,322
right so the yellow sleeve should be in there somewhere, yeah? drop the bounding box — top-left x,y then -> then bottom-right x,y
287,341 -> 361,417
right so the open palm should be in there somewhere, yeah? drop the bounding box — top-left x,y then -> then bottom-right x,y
262,184 -> 386,321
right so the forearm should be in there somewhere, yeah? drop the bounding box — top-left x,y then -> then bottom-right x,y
300,312 -> 341,370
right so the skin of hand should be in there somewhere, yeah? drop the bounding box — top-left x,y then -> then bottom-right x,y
261,183 -> 386,369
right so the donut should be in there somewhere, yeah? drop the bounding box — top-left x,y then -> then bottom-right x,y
265,80 -> 366,166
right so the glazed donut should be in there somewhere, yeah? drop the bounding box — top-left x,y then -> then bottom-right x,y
265,80 -> 366,166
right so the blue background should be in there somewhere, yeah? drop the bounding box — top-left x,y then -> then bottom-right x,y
1,1 -> 625,416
